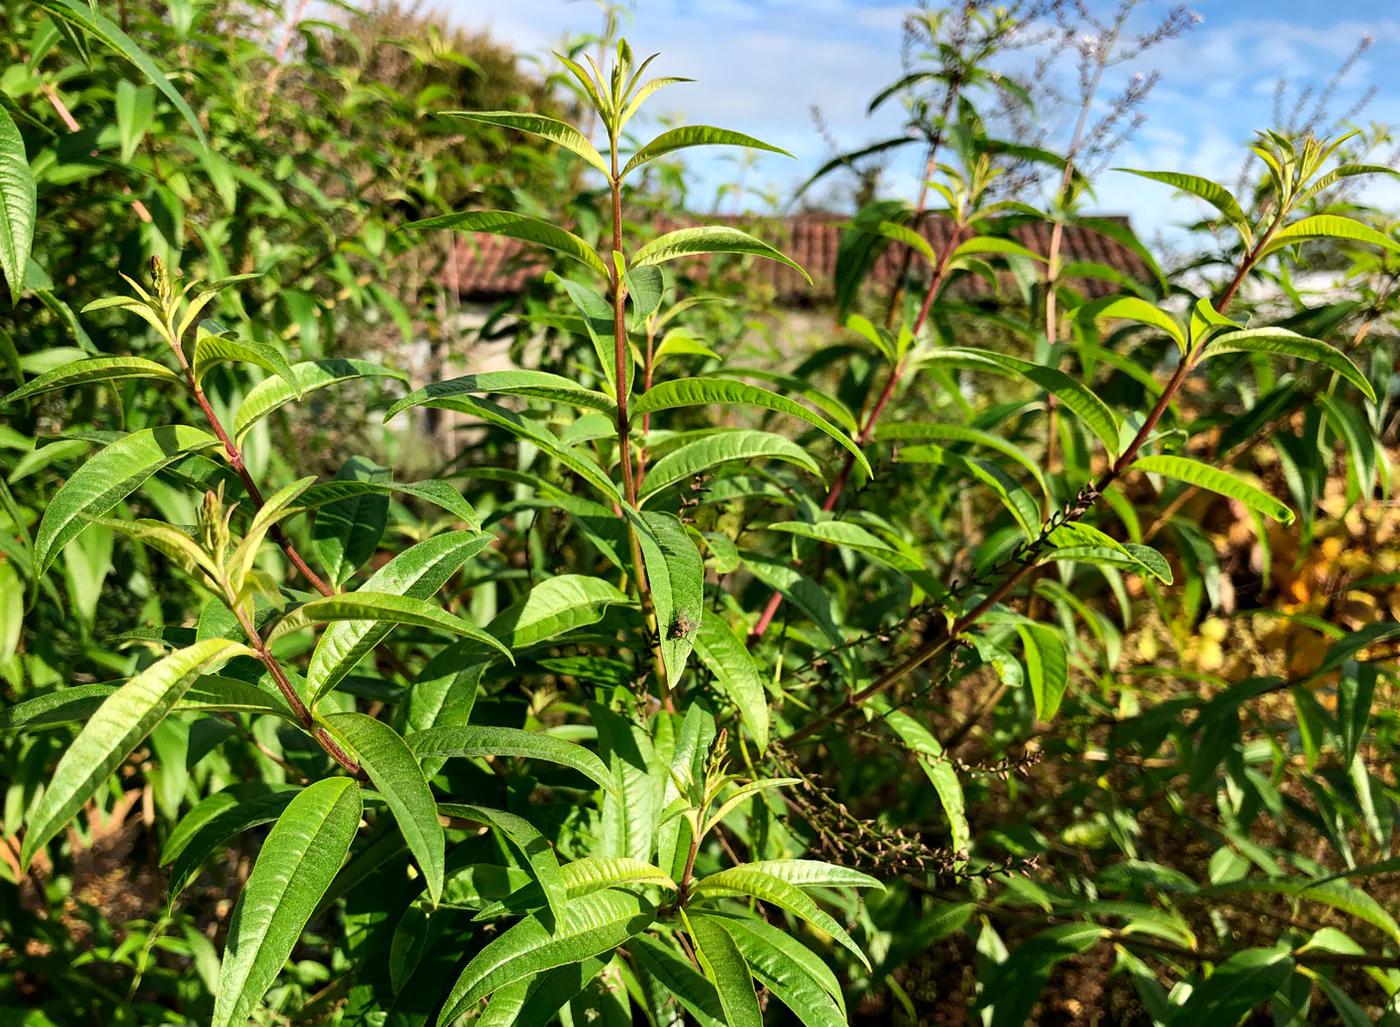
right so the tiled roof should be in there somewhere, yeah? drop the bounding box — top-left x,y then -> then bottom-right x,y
447,212 -> 1151,303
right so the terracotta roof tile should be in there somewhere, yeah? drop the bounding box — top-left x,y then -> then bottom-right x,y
447,212 -> 1151,303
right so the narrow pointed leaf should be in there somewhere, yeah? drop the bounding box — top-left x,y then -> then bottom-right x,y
694,609 -> 769,752
1261,214 -> 1400,258
687,914 -> 762,1027
404,209 -> 608,279
1132,454 -> 1294,524
442,111 -> 610,178
485,574 -> 631,652
32,425 -> 219,577
408,725 -> 615,797
724,915 -> 847,1016
0,106 -> 35,304
1199,328 -> 1375,401
268,592 -> 513,664
634,378 -> 869,474
437,890 -> 656,1024
439,803 -> 567,926
192,333 -> 296,389
1116,168 -> 1250,240
307,531 -> 493,703
623,125 -> 792,178
20,639 -> 247,870
725,916 -> 847,1027
1083,296 -> 1186,353
632,227 -> 811,283
4,356 -> 182,405
386,370 -> 617,420
1171,948 -> 1294,1026
1017,622 -> 1069,721
211,778 -> 362,1027
163,784 -> 300,899
640,430 -> 822,502
628,511 -> 703,685
234,359 -> 406,441
324,712 -> 444,905
299,478 -> 480,528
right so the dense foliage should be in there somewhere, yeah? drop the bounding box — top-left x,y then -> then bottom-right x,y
3,3 -> 1400,1025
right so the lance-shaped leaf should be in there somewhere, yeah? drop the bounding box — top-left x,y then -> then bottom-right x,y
879,421 -> 1049,500
234,359 -> 406,442
901,444 -> 1040,541
632,226 -> 811,283
324,712 -> 443,905
36,0 -> 206,145
1198,328 -> 1375,401
408,725 -> 615,796
191,332 -> 296,390
1260,214 -> 1400,259
1082,295 -> 1187,354
634,378 -> 869,475
486,574 -> 631,652
738,859 -> 883,891
3,356 -> 183,404
879,701 -> 969,856
313,458 -> 391,588
300,478 -> 479,528
404,209 -> 608,279
1132,454 -> 1294,524
0,106 -> 35,305
1171,947 -> 1295,1026
437,890 -> 656,1024
687,914 -> 762,1027
267,592 -> 513,663
211,778 -> 362,1027
32,425 -> 219,578
694,610 -> 769,752
952,235 -> 1046,262
627,511 -> 703,685
441,111 -> 610,178
716,367 -> 859,432
1116,168 -> 1251,243
640,429 -> 822,502
592,703 -> 660,863
836,216 -> 935,264
180,675 -> 298,719
163,783 -> 300,899
20,638 -> 248,870
622,125 -> 792,178
470,855 -> 679,922
1016,622 -> 1068,722
307,531 -> 493,703
725,916 -> 847,1027
691,866 -> 871,970
439,803 -> 567,926
980,923 -> 1108,1027
919,348 -> 1120,457
631,934 -> 726,1026
387,370 -> 617,420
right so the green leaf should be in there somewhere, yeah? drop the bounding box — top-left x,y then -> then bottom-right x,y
234,359 -> 406,442
623,125 -> 792,178
1115,168 -> 1250,242
920,348 -> 1120,457
408,725 -> 615,797
628,511 -> 703,685
687,914 -> 762,1027
386,370 -> 618,420
877,421 -> 1049,499
404,209 -> 608,279
211,778 -> 362,1027
632,226 -> 811,284
694,610 -> 769,752
307,531 -> 492,703
741,553 -> 843,646
692,866 -> 871,970
0,106 -> 37,305
37,0 -> 207,145
561,855 -> 677,894
437,890 -> 656,1025
952,235 -> 1046,262
3,356 -> 184,405
267,593 -> 513,664
323,712 -> 443,906
115,80 -> 154,163
1261,214 -> 1400,258
486,574 -> 631,652
20,639 -> 247,870
1171,947 -> 1294,1027
442,111 -> 610,178
1132,454 -> 1294,524
725,916 -> 848,1027
0,560 -> 20,664
640,430 -> 822,502
1082,296 -> 1186,353
191,332 -> 296,391
880,702 -> 969,856
739,859 -> 883,891
1198,328 -> 1375,402
838,217 -> 936,264
300,478 -> 478,528
980,924 -> 1107,1027
314,457 -> 390,587
31,426 -> 218,579
634,378 -> 869,475
1017,622 -> 1069,721
440,803 -> 567,926
163,784 -> 299,899
592,703 -> 659,864
899,444 -> 1040,541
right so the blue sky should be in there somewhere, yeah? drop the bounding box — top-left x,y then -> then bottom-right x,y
444,0 -> 1400,242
